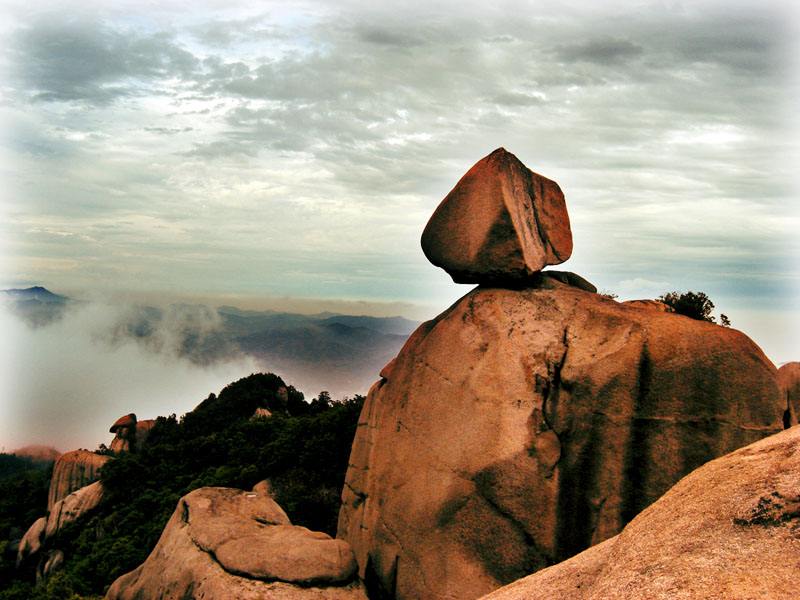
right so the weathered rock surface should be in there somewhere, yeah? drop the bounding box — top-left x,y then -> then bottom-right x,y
338,280 -> 785,600
109,413 -> 156,453
17,481 -> 104,573
778,362 -> 800,426
45,480 -> 104,539
482,426 -> 800,600
47,449 -> 110,510
622,299 -> 674,312
39,549 -> 65,582
106,485 -> 367,600
16,516 -> 46,567
421,148 -> 572,284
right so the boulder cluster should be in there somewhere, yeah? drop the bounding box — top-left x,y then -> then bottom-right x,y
337,149 -> 788,599
16,413 -> 151,582
15,149 -> 796,600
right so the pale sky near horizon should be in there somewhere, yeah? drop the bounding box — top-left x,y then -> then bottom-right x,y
1,0 -> 798,366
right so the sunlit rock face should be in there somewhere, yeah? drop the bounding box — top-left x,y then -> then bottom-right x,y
337,281 -> 784,599
105,484 -> 368,600
338,150 -> 784,600
47,449 -> 110,511
421,148 -> 572,285
481,426 -> 800,600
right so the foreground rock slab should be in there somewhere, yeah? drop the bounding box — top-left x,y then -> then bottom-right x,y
338,279 -> 784,600
421,148 -> 572,284
106,485 -> 367,600
482,426 -> 800,600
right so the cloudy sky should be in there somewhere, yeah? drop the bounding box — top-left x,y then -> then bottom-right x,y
0,0 -> 798,360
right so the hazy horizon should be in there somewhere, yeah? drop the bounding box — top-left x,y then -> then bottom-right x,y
1,0 -> 798,450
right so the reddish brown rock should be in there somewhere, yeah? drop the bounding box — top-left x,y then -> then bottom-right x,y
482,426 -> 800,600
105,484 -> 366,600
778,362 -> 800,426
622,299 -> 674,312
338,281 -> 784,600
109,414 -> 156,453
47,450 -> 110,510
110,413 -> 137,432
421,148 -> 572,284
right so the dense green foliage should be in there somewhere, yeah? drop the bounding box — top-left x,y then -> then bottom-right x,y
658,290 -> 730,326
1,373 -> 364,599
0,455 -> 53,590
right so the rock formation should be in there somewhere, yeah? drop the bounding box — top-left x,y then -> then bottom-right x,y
778,362 -> 800,426
17,481 -> 104,575
337,149 -> 785,600
105,484 -> 367,600
109,413 -> 156,453
47,449 -> 110,510
421,148 -> 572,284
44,480 -> 104,539
16,516 -> 46,566
481,425 -> 800,600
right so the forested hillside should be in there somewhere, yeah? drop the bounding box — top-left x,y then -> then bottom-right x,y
0,373 -> 364,599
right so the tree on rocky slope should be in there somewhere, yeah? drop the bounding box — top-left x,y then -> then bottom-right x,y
658,290 -> 730,326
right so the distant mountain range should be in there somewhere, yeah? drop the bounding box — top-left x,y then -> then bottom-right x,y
2,286 -> 419,397
1,286 -> 71,327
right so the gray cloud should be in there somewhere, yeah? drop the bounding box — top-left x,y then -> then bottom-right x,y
11,16 -> 199,103
1,0 -> 798,369
555,37 -> 644,64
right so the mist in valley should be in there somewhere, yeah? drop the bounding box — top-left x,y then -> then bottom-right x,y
0,292 -> 413,452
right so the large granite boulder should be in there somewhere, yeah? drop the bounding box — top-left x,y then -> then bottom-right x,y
17,481 -> 104,574
106,484 -> 367,600
778,362 -> 800,426
44,480 -> 104,539
338,277 -> 785,599
47,449 -> 110,510
482,425 -> 800,600
421,148 -> 572,284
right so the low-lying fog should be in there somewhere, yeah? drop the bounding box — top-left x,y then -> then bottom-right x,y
0,294 -> 415,452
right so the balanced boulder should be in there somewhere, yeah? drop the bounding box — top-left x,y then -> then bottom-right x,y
109,413 -> 156,453
338,278 -> 785,599
778,362 -> 800,426
481,426 -> 800,600
106,484 -> 367,599
421,148 -> 572,284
